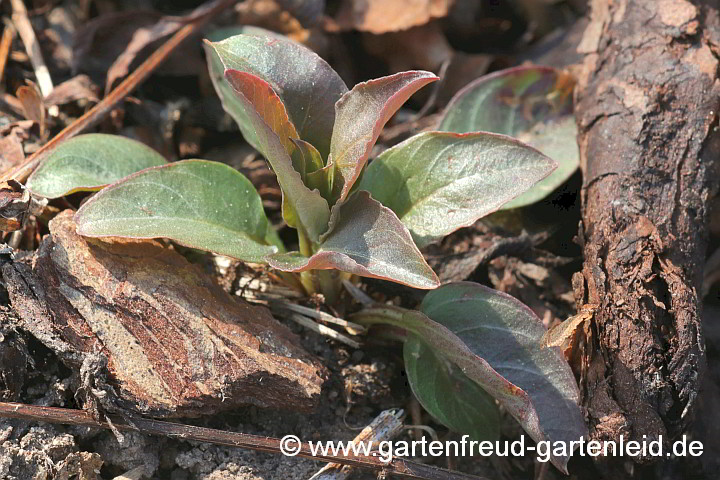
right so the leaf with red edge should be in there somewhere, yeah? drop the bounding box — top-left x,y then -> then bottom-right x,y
267,191 -> 439,289
223,69 -> 330,242
224,69 -> 299,155
329,71 -> 438,204
354,282 -> 587,473
438,66 -> 578,209
74,160 -> 278,263
412,283 -> 587,472
205,29 -> 348,158
356,131 -> 556,247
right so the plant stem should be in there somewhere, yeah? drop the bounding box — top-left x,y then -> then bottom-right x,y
295,227 -> 345,304
315,269 -> 342,304
296,227 -> 318,295
350,304 -> 410,329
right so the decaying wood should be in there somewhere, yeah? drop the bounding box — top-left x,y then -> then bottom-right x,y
2,211 -> 326,417
574,0 -> 720,463
0,308 -> 29,401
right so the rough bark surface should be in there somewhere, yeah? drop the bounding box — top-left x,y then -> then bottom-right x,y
574,0 -> 720,463
2,210 -> 326,417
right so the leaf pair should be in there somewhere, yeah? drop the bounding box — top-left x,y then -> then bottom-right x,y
355,282 -> 587,473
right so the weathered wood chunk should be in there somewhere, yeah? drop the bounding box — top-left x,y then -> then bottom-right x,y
3,210 -> 326,417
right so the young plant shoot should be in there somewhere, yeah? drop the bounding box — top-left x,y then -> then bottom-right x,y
30,28 -> 555,302
26,28 -> 586,472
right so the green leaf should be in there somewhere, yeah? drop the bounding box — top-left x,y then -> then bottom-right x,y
75,160 -> 277,263
291,138 -> 324,179
292,139 -> 330,199
205,29 -> 348,158
223,69 -> 331,242
438,66 -> 578,209
415,282 -> 586,472
405,336 -> 500,443
329,71 -> 438,204
357,131 -> 556,248
305,163 -> 333,202
266,191 -> 439,289
27,134 -> 167,199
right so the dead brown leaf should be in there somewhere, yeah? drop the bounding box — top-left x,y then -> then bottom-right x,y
44,74 -> 99,106
361,22 -> 453,71
330,0 -> 454,34
274,0 -> 325,27
0,180 -> 34,232
541,305 -> 595,360
0,126 -> 27,173
104,1 -> 225,94
16,82 -> 46,137
72,7 -> 207,92
73,11 -> 162,76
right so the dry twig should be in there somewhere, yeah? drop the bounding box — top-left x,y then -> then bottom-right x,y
0,20 -> 16,84
9,0 -> 53,97
0,402 -> 488,480
310,409 -> 405,480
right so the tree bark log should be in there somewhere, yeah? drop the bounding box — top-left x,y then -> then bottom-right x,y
574,0 -> 720,465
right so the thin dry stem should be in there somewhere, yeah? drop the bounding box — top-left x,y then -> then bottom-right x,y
0,20 -> 16,84
0,402 -> 487,480
9,0 -> 53,97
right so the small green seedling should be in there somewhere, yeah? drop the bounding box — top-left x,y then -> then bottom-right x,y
26,28 -> 586,472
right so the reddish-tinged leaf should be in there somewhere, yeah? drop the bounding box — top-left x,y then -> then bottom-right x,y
267,191 -> 439,289
354,282 -> 586,473
206,30 -> 348,158
329,71 -> 438,203
415,283 -> 586,472
356,131 -> 556,247
224,69 -> 299,155
439,66 -> 578,209
223,70 -> 330,241
74,160 -> 277,263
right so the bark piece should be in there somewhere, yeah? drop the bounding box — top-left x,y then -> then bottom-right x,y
3,210 -> 326,417
0,310 -> 29,401
574,0 -> 720,461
